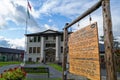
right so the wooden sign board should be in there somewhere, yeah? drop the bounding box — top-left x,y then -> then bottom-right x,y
69,22 -> 101,80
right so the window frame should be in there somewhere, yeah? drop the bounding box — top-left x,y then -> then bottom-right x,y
33,47 -> 36,53
29,47 -> 32,53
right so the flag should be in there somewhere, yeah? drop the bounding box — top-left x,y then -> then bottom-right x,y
28,1 -> 32,11
27,9 -> 30,18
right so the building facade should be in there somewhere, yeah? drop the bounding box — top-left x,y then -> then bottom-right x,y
25,29 -> 65,63
0,47 -> 24,61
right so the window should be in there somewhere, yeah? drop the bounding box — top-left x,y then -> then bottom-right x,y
29,47 -> 32,53
53,36 -> 56,40
33,47 -> 36,53
38,36 -> 41,42
34,36 -> 37,42
29,37 -> 34,42
46,43 -> 55,47
28,57 -> 32,62
61,47 -> 63,53
37,47 -> 40,53
61,35 -> 63,41
36,57 -> 40,62
46,36 -> 48,40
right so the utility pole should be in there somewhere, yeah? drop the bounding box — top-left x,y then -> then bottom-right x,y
102,0 -> 117,80
62,23 -> 69,80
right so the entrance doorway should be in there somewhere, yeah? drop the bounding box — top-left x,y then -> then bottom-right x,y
44,48 -> 55,62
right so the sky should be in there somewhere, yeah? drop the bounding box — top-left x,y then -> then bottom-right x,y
0,0 -> 120,49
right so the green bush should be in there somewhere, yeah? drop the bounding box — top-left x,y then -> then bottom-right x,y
2,67 -> 26,80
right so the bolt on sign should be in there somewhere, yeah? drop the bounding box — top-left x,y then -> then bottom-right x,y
69,22 -> 101,80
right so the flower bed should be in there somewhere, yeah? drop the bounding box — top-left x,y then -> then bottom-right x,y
0,67 -> 26,80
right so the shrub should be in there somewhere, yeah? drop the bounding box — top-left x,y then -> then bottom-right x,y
1,67 -> 26,80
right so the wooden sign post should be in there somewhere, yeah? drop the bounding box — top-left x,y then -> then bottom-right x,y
102,0 -> 117,80
62,23 -> 69,80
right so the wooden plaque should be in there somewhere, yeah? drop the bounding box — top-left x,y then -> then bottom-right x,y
69,22 -> 101,80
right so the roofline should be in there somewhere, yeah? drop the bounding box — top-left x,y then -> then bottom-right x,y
25,29 -> 72,36
0,47 -> 24,53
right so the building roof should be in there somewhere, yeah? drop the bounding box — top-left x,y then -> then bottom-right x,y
0,47 -> 24,54
25,29 -> 72,36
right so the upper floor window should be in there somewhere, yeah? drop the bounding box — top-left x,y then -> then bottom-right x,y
33,47 -> 36,53
29,47 -> 32,53
34,36 -> 37,42
29,37 -> 34,42
61,35 -> 63,41
61,47 -> 63,53
46,36 -> 48,40
46,43 -> 55,47
37,47 -> 40,53
38,36 -> 41,42
53,36 -> 56,40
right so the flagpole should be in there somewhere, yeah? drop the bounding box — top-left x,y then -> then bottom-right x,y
25,16 -> 28,34
23,0 -> 28,65
26,0 -> 28,34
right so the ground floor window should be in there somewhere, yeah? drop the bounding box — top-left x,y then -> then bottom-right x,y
36,57 -> 40,62
28,57 -> 32,62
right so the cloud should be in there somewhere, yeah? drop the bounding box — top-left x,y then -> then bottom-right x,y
0,0 -> 120,36
0,36 -> 25,49
44,24 -> 58,31
32,0 -> 97,18
0,36 -> 10,48
0,0 -> 60,33
0,0 -> 41,33
48,19 -> 52,23
0,0 -> 25,28
32,0 -> 120,37
8,38 -> 25,49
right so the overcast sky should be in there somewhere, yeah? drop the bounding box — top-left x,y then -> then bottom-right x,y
0,0 -> 120,49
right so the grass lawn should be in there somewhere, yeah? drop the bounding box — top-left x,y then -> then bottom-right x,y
48,63 -> 62,72
0,61 -> 21,67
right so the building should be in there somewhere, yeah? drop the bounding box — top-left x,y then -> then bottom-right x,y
25,29 -> 69,63
0,47 -> 24,61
